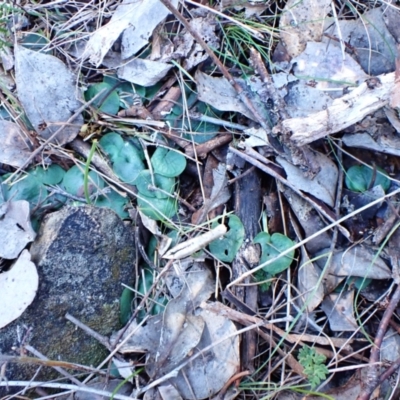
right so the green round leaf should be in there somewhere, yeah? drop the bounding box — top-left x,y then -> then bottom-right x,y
6,176 -> 45,206
151,147 -> 186,178
135,170 -> 175,199
20,33 -> 50,52
62,165 -> 104,197
31,165 -> 65,185
95,189 -> 129,219
345,165 -> 390,193
254,232 -> 295,276
137,194 -> 177,221
99,132 -> 125,161
209,215 -> 245,262
113,142 -> 145,184
85,82 -> 120,115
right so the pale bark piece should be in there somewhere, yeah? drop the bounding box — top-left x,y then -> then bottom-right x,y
321,291 -> 358,331
0,250 -> 38,329
277,152 -> 338,207
121,0 -> 178,60
279,72 -> 395,146
163,224 -> 227,260
0,200 -> 36,259
195,71 -> 256,120
0,121 -> 32,168
14,45 -> 83,145
118,59 -> 172,87
279,0 -> 331,58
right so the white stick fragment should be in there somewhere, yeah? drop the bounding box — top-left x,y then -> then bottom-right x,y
163,224 -> 227,260
276,72 -> 395,146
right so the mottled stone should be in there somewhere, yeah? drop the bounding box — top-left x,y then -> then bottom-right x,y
0,206 -> 135,388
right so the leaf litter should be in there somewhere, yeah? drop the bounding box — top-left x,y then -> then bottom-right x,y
2,0 -> 400,399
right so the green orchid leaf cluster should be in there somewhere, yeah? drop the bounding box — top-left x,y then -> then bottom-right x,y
100,132 -> 186,221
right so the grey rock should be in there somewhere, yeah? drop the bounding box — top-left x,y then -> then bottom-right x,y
0,206 -> 135,390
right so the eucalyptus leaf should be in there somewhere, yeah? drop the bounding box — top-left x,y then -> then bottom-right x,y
345,165 -> 390,193
209,215 -> 245,262
137,194 -> 177,221
85,82 -> 120,115
135,170 -> 175,199
151,147 -> 186,178
254,232 -> 295,276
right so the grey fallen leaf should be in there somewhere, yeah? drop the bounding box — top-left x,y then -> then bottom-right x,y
169,306 -> 240,400
327,7 -> 397,75
118,59 -> 173,87
279,0 -> 331,58
292,41 -> 368,99
121,0 -> 179,60
0,121 -> 32,168
321,291 -> 358,332
342,132 -> 400,157
297,249 -> 325,313
14,45 -> 83,145
316,246 -> 391,282
0,249 -> 38,329
0,200 -> 36,259
195,71 -> 255,120
281,187 -> 331,253
83,0 -> 177,66
276,152 -> 338,207
381,329 -> 400,363
192,164 -> 231,225
173,15 -> 220,70
242,127 -> 270,147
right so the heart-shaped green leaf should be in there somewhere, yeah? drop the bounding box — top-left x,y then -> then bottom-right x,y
113,143 -> 145,184
135,170 -> 175,199
345,165 -> 390,193
94,189 -> 129,219
85,82 -> 120,115
31,164 -> 65,185
137,194 -> 177,221
209,215 -> 245,262
99,132 -> 125,161
151,147 -> 186,178
254,232 -> 295,276
62,165 -> 104,197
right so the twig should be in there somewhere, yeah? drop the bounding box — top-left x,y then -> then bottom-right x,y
25,346 -> 83,386
357,284 -> 400,400
65,313 -> 111,351
0,381 -> 135,400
